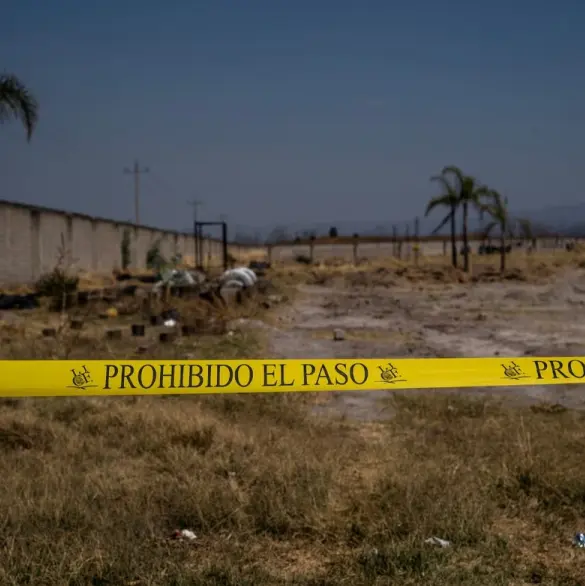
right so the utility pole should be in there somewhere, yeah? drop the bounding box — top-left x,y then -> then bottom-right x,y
123,160 -> 149,225
188,199 -> 203,268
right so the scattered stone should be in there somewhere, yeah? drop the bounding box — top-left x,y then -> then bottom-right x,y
120,284 -> 138,297
105,329 -> 122,340
42,327 -> 56,337
131,324 -> 145,337
333,328 -> 345,341
102,288 -> 118,302
159,332 -> 177,343
476,313 -> 487,321
77,291 -> 89,306
161,308 -> 180,322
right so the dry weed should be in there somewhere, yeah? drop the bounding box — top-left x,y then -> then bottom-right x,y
272,250 -> 585,289
1,389 -> 584,584
1,263 -> 584,584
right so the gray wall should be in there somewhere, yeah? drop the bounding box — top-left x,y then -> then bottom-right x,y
0,200 -> 256,285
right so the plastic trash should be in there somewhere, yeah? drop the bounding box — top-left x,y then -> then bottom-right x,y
424,536 -> 451,548
153,269 -> 205,291
222,279 -> 244,289
573,533 -> 585,547
172,529 -> 197,541
220,267 -> 257,288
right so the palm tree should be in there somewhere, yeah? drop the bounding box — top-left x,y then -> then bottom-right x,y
426,166 -> 488,270
426,175 -> 459,268
439,166 -> 489,273
480,191 -> 532,273
0,74 -> 38,140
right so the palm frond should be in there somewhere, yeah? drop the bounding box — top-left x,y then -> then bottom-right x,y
431,211 -> 453,235
0,74 -> 38,140
473,185 -> 491,202
425,194 -> 455,216
441,165 -> 465,188
430,174 -> 457,196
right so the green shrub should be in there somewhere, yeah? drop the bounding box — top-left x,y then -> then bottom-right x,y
35,268 -> 78,298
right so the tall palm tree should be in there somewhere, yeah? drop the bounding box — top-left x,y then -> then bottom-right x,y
439,166 -> 489,273
0,74 -> 38,140
480,191 -> 531,273
426,175 -> 459,268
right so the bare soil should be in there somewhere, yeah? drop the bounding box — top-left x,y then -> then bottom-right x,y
3,263 -> 585,585
266,267 -> 585,419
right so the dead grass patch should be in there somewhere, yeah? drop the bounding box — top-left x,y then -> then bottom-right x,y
1,267 -> 585,584
272,250 -> 585,288
2,386 -> 585,584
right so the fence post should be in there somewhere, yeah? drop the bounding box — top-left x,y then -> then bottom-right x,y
414,217 -> 420,266
397,227 -> 403,260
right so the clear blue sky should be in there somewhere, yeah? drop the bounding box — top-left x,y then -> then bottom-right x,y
1,0 -> 584,234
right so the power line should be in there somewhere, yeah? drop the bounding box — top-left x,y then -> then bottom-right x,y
123,160 -> 149,225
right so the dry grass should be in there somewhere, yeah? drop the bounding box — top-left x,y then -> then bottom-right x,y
272,249 -> 585,289
1,265 -> 585,584
2,389 -> 585,585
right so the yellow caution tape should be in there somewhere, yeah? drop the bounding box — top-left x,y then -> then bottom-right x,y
0,357 -> 583,397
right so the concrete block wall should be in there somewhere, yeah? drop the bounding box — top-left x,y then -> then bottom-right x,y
0,200 -> 259,286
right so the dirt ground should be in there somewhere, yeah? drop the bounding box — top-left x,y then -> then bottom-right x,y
259,263 -> 585,418
2,258 -> 585,585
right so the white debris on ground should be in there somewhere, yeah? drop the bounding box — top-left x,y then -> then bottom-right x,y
152,268 -> 207,291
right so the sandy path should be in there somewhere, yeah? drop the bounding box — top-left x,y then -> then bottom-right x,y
265,270 -> 585,420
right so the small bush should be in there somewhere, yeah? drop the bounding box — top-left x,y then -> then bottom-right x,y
120,228 -> 132,270
295,254 -> 312,265
35,268 -> 79,298
146,239 -> 166,271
